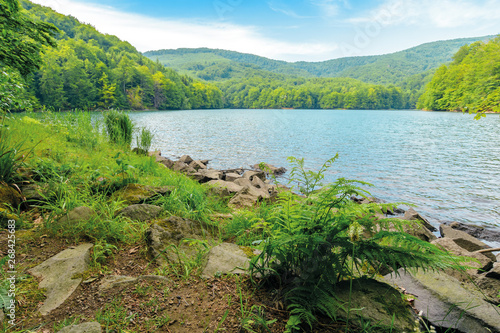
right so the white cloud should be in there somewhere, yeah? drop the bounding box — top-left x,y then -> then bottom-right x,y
268,1 -> 313,19
309,0 -> 343,17
348,0 -> 500,29
29,0 -> 337,61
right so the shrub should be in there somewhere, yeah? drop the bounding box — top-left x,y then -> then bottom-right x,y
104,110 -> 133,147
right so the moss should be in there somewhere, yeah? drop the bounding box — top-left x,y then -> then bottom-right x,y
16,275 -> 47,319
239,246 -> 256,259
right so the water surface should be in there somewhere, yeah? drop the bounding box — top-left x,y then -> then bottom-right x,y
130,109 -> 500,231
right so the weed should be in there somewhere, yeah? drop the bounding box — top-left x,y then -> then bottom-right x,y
136,127 -> 153,154
104,109 -> 133,147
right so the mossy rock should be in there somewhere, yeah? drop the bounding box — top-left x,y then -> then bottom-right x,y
111,183 -> 173,205
333,278 -> 418,332
0,184 -> 22,209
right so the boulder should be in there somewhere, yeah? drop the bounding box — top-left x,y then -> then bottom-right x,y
252,163 -> 287,176
116,204 -> 162,222
111,183 -> 173,205
448,221 -> 500,242
178,155 -> 194,164
172,161 -> 191,173
206,180 -> 243,197
28,243 -> 93,316
403,208 -> 437,232
158,157 -> 174,169
58,207 -> 96,224
228,186 -> 269,209
196,169 -> 222,183
201,243 -> 252,278
440,224 -> 496,261
384,269 -> 500,333
225,172 -> 242,182
250,175 -> 268,190
475,274 -> 500,304
234,177 -> 252,188
432,238 -> 493,274
0,184 -> 22,209
333,278 -> 418,332
57,322 -> 102,333
189,160 -> 207,171
145,216 -> 205,265
242,170 -> 266,182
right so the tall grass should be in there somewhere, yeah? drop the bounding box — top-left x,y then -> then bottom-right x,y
104,109 -> 133,147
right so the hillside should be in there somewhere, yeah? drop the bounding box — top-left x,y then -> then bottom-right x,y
17,0 -> 223,111
144,36 -> 494,85
418,36 -> 500,113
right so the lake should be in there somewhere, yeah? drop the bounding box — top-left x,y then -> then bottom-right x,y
130,109 -> 500,231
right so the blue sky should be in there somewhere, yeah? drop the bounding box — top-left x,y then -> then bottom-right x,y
31,0 -> 500,61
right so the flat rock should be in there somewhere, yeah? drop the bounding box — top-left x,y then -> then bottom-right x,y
334,278 -> 417,332
201,243 -> 251,278
440,224 -> 496,261
206,180 -> 243,196
116,204 -> 162,222
196,169 -> 222,183
432,238 -> 493,274
384,269 -> 500,333
225,172 -> 242,182
28,243 -> 93,316
189,160 -> 207,171
57,322 -> 102,333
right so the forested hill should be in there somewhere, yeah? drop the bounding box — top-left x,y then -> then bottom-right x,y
144,36 -> 493,85
18,0 -> 223,111
417,36 -> 500,113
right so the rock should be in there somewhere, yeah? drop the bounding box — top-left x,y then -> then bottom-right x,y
189,172 -> 205,182
178,155 -> 193,164
0,184 -> 22,209
234,177 -> 252,188
196,169 -> 222,183
145,217 -> 205,265
201,243 -> 251,278
20,184 -> 47,202
116,204 -> 162,222
56,322 -> 102,333
250,175 -> 268,190
440,224 -> 496,261
432,238 -> 493,274
333,278 -> 418,332
228,186 -> 269,209
385,269 -> 500,333
206,180 -> 243,197
475,274 -> 500,304
242,170 -> 266,182
189,160 -> 207,171
158,157 -> 174,169
252,163 -> 287,176
486,262 -> 500,279
148,150 -> 161,158
172,161 -> 190,172
111,183 -> 173,205
225,172 -> 242,182
390,218 -> 436,242
99,275 -> 170,292
448,221 -> 500,243
403,208 -> 437,232
58,207 -> 96,224
28,243 -> 93,316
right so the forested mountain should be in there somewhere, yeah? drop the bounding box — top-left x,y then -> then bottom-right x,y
418,36 -> 500,113
17,0 -> 223,111
144,36 -> 493,85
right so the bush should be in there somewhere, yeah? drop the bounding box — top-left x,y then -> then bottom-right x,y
104,110 -> 133,147
136,127 -> 153,154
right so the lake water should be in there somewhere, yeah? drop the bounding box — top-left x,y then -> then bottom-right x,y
130,109 -> 500,231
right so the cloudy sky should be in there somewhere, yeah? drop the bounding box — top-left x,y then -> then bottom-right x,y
30,0 -> 500,62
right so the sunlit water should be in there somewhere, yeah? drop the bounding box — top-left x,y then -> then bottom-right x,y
130,109 -> 500,232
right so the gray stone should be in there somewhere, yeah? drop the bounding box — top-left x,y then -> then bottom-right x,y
117,204 -> 162,222
395,219 -> 437,242
28,243 -> 93,316
197,169 -> 222,183
225,172 -> 242,182
448,221 -> 500,242
172,161 -> 190,173
178,155 -> 194,164
145,217 -> 205,265
58,207 -> 95,224
440,224 -> 496,261
189,160 -> 207,171
234,177 -> 252,188
403,208 -> 437,232
158,157 -> 174,169
206,180 -> 243,197
250,175 -> 268,190
57,322 -> 102,333
486,262 -> 500,279
475,274 -> 500,304
242,170 -> 266,182
252,163 -> 287,176
432,238 -> 493,275
334,278 -> 417,332
202,243 -> 251,278
228,186 -> 269,209
384,269 -> 500,333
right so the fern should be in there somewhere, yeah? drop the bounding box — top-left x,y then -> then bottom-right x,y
248,157 -> 469,331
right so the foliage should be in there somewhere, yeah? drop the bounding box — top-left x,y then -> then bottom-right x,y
0,117 -> 29,183
104,110 -> 133,147
418,36 -> 500,114
287,155 -> 338,195
137,127 -> 153,153
243,158 -> 467,331
0,0 -> 57,76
